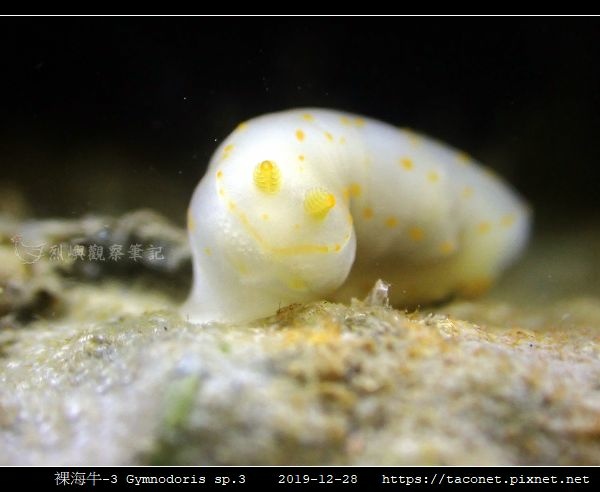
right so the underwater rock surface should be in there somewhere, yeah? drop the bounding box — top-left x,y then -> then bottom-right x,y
0,212 -> 599,465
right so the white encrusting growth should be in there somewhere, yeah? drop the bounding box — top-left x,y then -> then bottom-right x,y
182,108 -> 531,323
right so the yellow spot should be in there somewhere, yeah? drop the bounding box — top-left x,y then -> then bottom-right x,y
288,277 -> 308,291
363,207 -> 374,220
236,121 -> 248,132
302,113 -> 314,122
187,209 -> 196,232
343,182 -> 362,201
408,226 -> 425,241
427,170 -> 440,183
253,160 -> 281,194
401,128 -> 421,148
298,154 -> 305,161
233,260 -> 248,275
456,151 -> 471,165
221,143 -> 234,160
400,157 -> 414,170
293,223 -> 301,230
340,116 -> 352,126
261,213 -> 269,221
501,214 -> 516,227
216,170 -> 223,179
438,240 -> 456,255
354,117 -> 366,127
461,186 -> 474,199
459,278 -> 492,297
334,244 -> 341,252
483,167 -> 500,180
218,188 -> 225,196
227,201 -> 236,211
477,221 -> 491,234
385,216 -> 399,228
204,247 -> 212,256
324,131 -> 334,142
349,183 -> 362,197
339,136 -> 346,144
304,187 -> 336,219
295,129 -> 305,141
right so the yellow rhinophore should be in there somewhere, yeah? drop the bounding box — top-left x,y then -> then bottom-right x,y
304,188 -> 336,219
253,160 -> 281,194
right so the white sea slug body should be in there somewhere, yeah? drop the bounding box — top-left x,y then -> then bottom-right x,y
183,108 -> 531,323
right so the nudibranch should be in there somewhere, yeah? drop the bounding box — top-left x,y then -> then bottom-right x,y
182,108 -> 531,323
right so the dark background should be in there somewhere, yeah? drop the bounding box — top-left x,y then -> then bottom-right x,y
1,18 -> 599,227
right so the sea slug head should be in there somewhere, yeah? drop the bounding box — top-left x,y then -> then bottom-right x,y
183,123 -> 357,323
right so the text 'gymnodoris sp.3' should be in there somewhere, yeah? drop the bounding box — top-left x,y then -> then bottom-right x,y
182,108 -> 531,323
